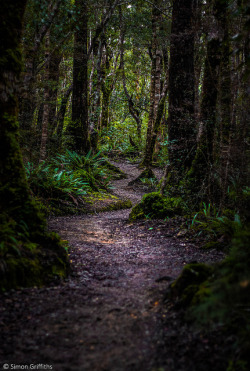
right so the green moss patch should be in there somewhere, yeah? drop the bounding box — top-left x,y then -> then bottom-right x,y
129,192 -> 185,221
0,215 -> 69,292
170,263 -> 213,307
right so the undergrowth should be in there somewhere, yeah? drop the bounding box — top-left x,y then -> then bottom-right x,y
166,185 -> 250,370
168,228 -> 250,371
25,150 -> 125,216
188,204 -> 243,249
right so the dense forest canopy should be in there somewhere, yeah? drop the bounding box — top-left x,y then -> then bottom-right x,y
0,0 -> 250,368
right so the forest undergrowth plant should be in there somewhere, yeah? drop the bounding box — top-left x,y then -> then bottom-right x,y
189,202 -> 243,249
26,162 -> 89,200
25,150 -> 127,215
52,150 -> 113,191
140,177 -> 159,188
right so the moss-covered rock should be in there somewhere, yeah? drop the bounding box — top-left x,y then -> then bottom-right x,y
167,229 -> 250,369
170,263 -> 213,307
0,225 -> 69,292
129,192 -> 185,221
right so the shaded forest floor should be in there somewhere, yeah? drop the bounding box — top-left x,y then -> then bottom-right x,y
0,161 -> 228,371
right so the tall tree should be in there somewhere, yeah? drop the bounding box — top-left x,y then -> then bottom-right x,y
0,0 -> 68,290
66,0 -> 89,153
167,0 -> 196,178
141,0 -> 163,168
187,36 -> 221,200
214,0 -> 233,204
39,32 -> 51,162
19,0 -> 62,132
119,5 -> 142,141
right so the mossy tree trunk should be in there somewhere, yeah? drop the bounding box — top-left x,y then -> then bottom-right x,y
167,0 -> 196,178
0,0 -> 68,290
0,0 -> 42,227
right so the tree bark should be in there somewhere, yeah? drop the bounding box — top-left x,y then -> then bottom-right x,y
119,6 -> 142,141
214,0 -> 232,205
168,0 -> 196,177
19,0 -> 62,132
187,37 -> 221,200
141,0 -> 162,168
56,84 -> 73,148
67,0 -> 89,154
39,32 -> 50,162
0,0 -> 44,227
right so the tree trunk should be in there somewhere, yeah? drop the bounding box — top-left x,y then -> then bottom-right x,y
168,0 -> 196,177
56,84 -> 73,148
214,0 -> 232,205
100,44 -> 118,130
89,37 -> 104,152
67,0 -> 89,154
0,0 -> 38,222
19,0 -> 62,133
0,0 -> 49,238
141,0 -> 162,168
0,1 -> 68,291
39,32 -> 50,162
100,83 -> 112,129
119,6 -> 142,141
187,37 -> 221,200
48,51 -> 62,130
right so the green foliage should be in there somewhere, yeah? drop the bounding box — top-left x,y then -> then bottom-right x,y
26,161 -> 89,200
25,150 -> 127,215
52,150 -> 113,190
140,177 -> 158,188
190,204 -> 243,248
26,150 -> 112,196
227,185 -> 250,223
129,192 -> 186,221
99,125 -> 143,157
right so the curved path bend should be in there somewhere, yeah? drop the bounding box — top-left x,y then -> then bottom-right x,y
0,161 -> 224,371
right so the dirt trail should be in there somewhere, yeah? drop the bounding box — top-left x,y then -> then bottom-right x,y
0,162 -> 224,371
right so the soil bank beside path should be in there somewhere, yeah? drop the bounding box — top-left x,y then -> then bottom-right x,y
0,161 -> 224,371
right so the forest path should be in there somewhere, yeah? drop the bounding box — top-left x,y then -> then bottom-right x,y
0,161 -> 224,371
